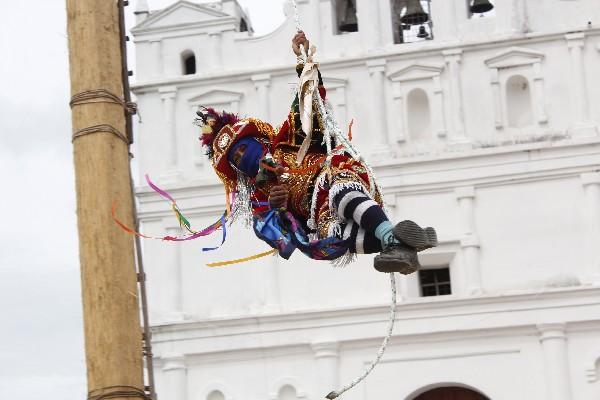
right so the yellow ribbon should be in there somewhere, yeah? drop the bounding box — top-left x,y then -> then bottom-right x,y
206,249 -> 278,268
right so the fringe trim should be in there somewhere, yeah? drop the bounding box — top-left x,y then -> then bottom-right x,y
230,173 -> 254,228
331,251 -> 356,268
328,182 -> 369,219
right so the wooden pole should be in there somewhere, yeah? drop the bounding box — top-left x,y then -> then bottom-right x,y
66,0 -> 144,398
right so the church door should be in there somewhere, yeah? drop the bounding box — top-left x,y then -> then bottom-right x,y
414,387 -> 489,400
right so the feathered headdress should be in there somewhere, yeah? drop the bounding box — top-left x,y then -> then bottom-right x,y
195,107 -> 240,159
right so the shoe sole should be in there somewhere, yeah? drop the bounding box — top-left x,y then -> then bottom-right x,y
394,220 -> 438,251
374,255 -> 420,275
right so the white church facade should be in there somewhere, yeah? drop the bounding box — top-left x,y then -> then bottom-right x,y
130,1 -> 600,399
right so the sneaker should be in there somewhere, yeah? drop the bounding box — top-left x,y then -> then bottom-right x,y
393,220 -> 438,251
374,241 -> 421,275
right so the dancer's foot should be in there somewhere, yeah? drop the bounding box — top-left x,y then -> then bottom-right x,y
393,220 -> 438,251
374,241 -> 420,275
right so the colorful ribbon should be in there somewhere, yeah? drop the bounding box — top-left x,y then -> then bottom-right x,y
207,249 -> 277,267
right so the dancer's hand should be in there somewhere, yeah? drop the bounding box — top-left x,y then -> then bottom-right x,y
269,185 -> 289,209
292,31 -> 309,56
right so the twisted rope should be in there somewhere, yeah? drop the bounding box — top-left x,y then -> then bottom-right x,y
70,88 -> 138,116
325,273 -> 397,399
88,385 -> 150,400
72,124 -> 129,144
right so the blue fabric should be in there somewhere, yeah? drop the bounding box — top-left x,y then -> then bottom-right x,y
374,220 -> 395,248
253,209 -> 349,260
228,137 -> 264,177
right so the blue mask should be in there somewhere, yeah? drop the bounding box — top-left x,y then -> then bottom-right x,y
228,137 -> 264,177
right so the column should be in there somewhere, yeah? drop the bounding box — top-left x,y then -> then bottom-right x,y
432,76 -> 448,138
580,172 -> 600,284
311,341 -> 339,397
209,32 -> 223,70
159,86 -> 181,182
566,33 -> 597,136
391,82 -> 406,143
150,40 -> 164,78
537,323 -> 573,400
162,226 -> 183,321
367,59 -> 392,156
251,74 -> 271,121
162,355 -> 188,400
489,68 -> 503,130
443,49 -> 467,143
455,187 -> 482,295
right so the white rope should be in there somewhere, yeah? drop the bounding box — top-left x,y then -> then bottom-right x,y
289,4 -> 398,398
325,273 -> 398,399
291,0 -> 302,32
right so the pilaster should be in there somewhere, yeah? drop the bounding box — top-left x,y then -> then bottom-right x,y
311,341 -> 340,397
159,86 -> 181,182
443,49 -> 467,143
162,355 -> 188,400
565,33 -> 598,137
455,186 -> 482,295
580,172 -> 600,284
251,73 -> 272,121
537,323 -> 573,400
367,59 -> 392,156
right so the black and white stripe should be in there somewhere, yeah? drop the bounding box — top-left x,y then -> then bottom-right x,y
334,188 -> 388,235
339,221 -> 382,254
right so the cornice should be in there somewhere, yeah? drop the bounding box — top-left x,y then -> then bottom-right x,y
130,27 -> 600,93
148,287 -> 600,360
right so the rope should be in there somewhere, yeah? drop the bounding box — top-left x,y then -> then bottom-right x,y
72,124 -> 129,144
88,385 -> 150,400
325,273 -> 397,399
70,88 -> 138,117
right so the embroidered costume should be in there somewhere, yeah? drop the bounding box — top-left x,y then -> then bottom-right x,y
197,58 -> 437,273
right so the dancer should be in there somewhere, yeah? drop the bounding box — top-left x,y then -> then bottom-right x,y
197,32 -> 437,274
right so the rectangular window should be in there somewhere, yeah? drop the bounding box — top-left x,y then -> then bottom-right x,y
391,0 -> 433,44
333,0 -> 358,35
419,267 -> 452,297
467,0 -> 496,19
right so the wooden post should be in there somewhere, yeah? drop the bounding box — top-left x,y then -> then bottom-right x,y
66,0 -> 144,398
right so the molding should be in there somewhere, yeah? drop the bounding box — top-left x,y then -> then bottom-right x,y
580,172 -> 600,187
187,89 -> 244,107
268,377 -> 308,400
388,62 -> 445,82
131,28 -> 600,91
132,0 -> 229,33
150,286 -> 600,339
311,341 -> 340,358
455,186 -> 476,200
322,76 -> 348,89
537,323 -> 567,341
203,383 -> 235,400
484,46 -> 545,69
584,353 -> 600,383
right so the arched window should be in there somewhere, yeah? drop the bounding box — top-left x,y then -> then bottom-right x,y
506,74 -> 533,128
207,390 -> 225,400
334,0 -> 358,34
278,385 -> 299,400
407,88 -> 431,141
414,386 -> 489,400
181,51 -> 196,75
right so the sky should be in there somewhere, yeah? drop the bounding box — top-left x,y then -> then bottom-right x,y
0,1 -> 286,398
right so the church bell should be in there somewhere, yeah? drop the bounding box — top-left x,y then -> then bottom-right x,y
470,0 -> 494,14
417,25 -> 429,39
401,0 -> 429,25
339,0 -> 359,32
